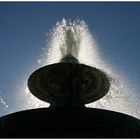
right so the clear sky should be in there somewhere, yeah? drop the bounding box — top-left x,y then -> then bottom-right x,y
0,2 -> 140,116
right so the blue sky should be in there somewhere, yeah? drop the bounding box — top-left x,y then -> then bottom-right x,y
0,2 -> 140,116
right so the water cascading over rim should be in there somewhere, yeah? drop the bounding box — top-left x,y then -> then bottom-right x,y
28,29 -> 110,108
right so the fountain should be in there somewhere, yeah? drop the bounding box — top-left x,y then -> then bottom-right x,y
28,27 -> 109,108
0,20 -> 140,138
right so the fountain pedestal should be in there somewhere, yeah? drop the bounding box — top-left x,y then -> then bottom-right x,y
28,54 -> 110,108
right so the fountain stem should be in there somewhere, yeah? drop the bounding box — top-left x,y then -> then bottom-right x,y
60,54 -> 79,64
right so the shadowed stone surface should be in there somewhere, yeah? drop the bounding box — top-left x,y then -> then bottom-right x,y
28,63 -> 110,107
0,108 -> 140,138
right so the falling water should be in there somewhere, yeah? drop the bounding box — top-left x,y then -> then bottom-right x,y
0,92 -> 8,108
19,19 -> 140,118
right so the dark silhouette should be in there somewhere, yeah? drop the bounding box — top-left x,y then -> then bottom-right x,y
0,54 -> 140,138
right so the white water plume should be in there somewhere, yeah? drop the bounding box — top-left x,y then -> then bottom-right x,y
21,19 -> 140,118
0,92 -> 8,108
